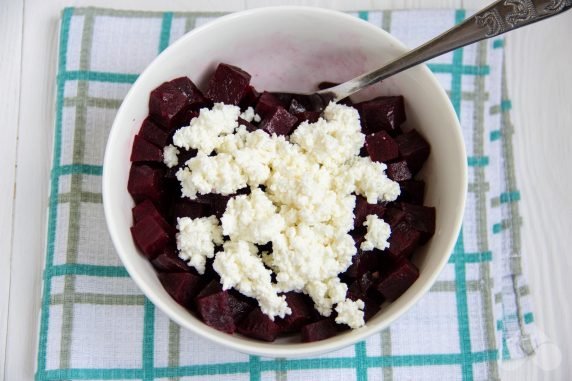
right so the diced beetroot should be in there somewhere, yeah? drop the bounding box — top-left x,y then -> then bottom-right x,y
347,272 -> 375,301
151,246 -> 192,273
159,272 -> 202,308
128,164 -> 163,202
196,279 -> 223,299
130,135 -> 163,163
171,198 -> 212,222
375,259 -> 419,301
255,92 -> 283,118
240,86 -> 260,109
355,96 -> 406,136
195,290 -> 236,333
228,291 -> 256,323
386,160 -> 412,181
196,193 -> 231,219
383,206 -> 406,229
205,63 -> 251,105
353,196 -> 386,230
365,131 -> 399,163
237,307 -> 281,342
294,111 -> 321,124
130,215 -> 171,259
139,117 -> 170,148
276,292 -> 314,333
395,129 -> 430,174
132,199 -> 162,224
259,106 -> 298,136
301,319 -> 337,342
397,180 -> 425,205
399,203 -> 436,244
169,76 -> 209,110
149,82 -> 190,131
345,250 -> 380,279
387,221 -> 421,258
362,295 -> 382,322
238,117 -> 257,132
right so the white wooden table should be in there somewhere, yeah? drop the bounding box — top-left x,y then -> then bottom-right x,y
1,0 -> 570,380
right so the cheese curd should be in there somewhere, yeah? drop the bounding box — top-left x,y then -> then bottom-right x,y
361,215 -> 392,252
172,101 -> 400,325
335,299 -> 365,329
163,144 -> 179,168
176,216 -> 223,274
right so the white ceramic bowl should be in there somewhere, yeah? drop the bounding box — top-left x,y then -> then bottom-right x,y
103,6 -> 467,357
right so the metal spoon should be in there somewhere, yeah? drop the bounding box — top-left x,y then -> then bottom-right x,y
302,0 -> 571,106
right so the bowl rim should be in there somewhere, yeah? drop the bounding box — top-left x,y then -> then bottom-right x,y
103,5 -> 467,358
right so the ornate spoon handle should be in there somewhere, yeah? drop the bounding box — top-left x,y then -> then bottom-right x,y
319,0 -> 572,101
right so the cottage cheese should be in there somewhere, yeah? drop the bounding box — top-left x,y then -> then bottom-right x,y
172,101 -> 400,325
213,240 -> 291,319
239,107 -> 261,123
335,299 -> 365,329
163,144 -> 179,168
176,216 -> 223,274
361,215 -> 392,252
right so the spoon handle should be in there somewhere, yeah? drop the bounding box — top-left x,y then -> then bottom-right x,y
321,0 -> 572,101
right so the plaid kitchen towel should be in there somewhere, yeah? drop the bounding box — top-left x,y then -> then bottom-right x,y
36,7 -> 539,381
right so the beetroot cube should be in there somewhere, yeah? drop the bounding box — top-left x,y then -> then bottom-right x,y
347,272 -> 375,301
237,307 -> 281,342
131,215 -> 171,259
345,250 -> 380,279
128,164 -> 163,202
387,221 -> 421,258
295,111 -> 321,124
159,272 -> 202,308
171,199 -> 212,222
397,180 -> 425,205
205,63 -> 251,105
255,92 -> 283,118
130,135 -> 163,163
355,96 -> 406,136
395,129 -> 430,174
276,292 -> 313,333
197,279 -> 223,299
375,259 -> 419,301
169,76 -> 209,109
386,161 -> 412,181
149,82 -> 190,131
139,117 -> 170,148
151,246 -> 192,273
353,196 -> 386,230
259,106 -> 297,136
301,319 -> 337,342
228,291 -> 256,323
132,199 -> 162,224
195,290 -> 236,333
383,206 -> 406,229
362,295 -> 382,322
240,86 -> 261,109
365,131 -> 399,163
400,203 -> 436,244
